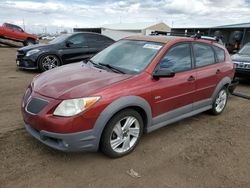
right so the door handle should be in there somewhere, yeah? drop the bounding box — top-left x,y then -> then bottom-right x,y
187,75 -> 195,81
216,69 -> 221,74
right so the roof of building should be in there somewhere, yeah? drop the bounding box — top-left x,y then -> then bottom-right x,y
214,22 -> 250,28
172,22 -> 250,30
101,22 -> 167,31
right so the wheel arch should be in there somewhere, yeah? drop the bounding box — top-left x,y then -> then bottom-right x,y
92,96 -> 152,147
212,76 -> 232,100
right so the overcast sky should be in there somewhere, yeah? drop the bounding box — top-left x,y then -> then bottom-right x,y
1,0 -> 250,34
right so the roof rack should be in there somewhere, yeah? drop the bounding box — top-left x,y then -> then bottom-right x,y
150,31 -> 223,44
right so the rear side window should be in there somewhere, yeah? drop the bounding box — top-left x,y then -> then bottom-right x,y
193,43 -> 215,67
213,46 -> 225,62
159,43 -> 192,73
86,34 -> 113,46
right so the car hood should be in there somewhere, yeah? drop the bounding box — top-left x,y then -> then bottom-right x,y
18,43 -> 56,52
32,63 -> 132,99
231,53 -> 250,62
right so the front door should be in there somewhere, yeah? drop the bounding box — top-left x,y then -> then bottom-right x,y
151,43 -> 196,119
61,33 -> 89,64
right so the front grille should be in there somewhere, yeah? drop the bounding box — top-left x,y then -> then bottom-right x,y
17,50 -> 25,59
26,97 -> 49,115
235,62 -> 250,69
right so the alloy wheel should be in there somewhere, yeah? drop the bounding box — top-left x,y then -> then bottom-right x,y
215,89 -> 227,113
42,55 -> 59,70
110,116 -> 140,153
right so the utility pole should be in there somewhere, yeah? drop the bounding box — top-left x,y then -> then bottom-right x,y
23,18 -> 25,31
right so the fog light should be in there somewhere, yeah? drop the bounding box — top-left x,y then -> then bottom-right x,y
62,140 -> 69,148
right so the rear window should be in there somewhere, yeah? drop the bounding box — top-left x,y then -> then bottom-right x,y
193,43 -> 216,67
213,46 -> 225,63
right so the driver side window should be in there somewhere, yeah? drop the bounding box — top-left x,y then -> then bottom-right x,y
159,43 -> 192,73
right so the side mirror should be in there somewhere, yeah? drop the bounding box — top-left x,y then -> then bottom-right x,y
66,41 -> 73,47
153,69 -> 175,78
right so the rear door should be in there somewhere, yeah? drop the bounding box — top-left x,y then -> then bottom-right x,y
151,43 -> 196,118
192,42 -> 219,108
61,33 -> 89,64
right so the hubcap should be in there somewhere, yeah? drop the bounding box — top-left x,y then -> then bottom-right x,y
215,90 -> 227,113
42,55 -> 59,70
110,116 -> 140,153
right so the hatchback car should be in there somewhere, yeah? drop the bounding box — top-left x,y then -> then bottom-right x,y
22,35 -> 235,158
16,32 -> 114,71
231,42 -> 250,77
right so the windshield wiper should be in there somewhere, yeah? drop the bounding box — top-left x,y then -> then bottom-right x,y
99,63 -> 125,74
88,60 -> 105,70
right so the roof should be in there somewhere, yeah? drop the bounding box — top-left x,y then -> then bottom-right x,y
172,22 -> 250,30
214,22 -> 250,28
101,22 -> 166,31
124,35 -> 224,47
125,35 -> 181,43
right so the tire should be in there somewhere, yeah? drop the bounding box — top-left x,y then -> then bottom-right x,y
100,109 -> 144,158
23,38 -> 36,46
209,87 -> 228,115
38,54 -> 61,72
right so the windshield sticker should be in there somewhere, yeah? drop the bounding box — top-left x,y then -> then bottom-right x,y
143,44 -> 162,50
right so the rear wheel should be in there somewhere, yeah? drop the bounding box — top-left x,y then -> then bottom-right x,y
100,109 -> 143,158
38,54 -> 60,72
210,87 -> 228,115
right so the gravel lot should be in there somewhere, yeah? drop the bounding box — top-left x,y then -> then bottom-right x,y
0,47 -> 250,188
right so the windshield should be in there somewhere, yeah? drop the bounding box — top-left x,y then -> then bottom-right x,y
239,44 -> 250,55
49,34 -> 71,44
91,40 -> 163,74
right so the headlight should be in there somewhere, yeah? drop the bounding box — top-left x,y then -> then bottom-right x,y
53,97 -> 100,117
26,49 -> 40,56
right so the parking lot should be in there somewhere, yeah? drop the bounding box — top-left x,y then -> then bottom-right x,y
0,46 -> 250,188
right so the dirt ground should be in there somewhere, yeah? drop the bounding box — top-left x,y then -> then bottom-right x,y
0,47 -> 250,188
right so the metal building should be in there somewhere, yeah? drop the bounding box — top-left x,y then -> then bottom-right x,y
101,22 -> 171,41
171,22 -> 250,53
73,22 -> 171,41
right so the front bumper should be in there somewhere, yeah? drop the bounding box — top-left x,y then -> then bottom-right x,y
22,87 -> 102,152
25,123 -> 99,152
235,68 -> 250,77
16,51 -> 39,69
16,58 -> 38,69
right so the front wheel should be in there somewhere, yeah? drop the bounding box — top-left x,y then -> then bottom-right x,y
38,54 -> 60,72
100,109 -> 143,158
210,87 -> 228,115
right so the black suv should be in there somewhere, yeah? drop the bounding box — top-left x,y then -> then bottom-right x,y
16,32 -> 114,71
231,42 -> 250,77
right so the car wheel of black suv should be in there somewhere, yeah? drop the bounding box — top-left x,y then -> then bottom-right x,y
210,87 -> 228,115
100,109 -> 143,158
38,54 -> 61,72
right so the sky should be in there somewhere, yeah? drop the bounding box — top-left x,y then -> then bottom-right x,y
1,0 -> 250,34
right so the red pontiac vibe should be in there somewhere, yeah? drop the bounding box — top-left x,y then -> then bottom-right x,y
22,35 -> 235,158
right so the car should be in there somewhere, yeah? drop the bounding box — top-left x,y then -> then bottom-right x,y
231,42 -> 250,77
21,35 -> 235,158
0,23 -> 38,46
16,32 -> 114,71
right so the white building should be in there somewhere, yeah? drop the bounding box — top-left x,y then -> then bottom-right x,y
101,22 -> 171,41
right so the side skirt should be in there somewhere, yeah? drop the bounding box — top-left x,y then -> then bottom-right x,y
146,102 -> 212,133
